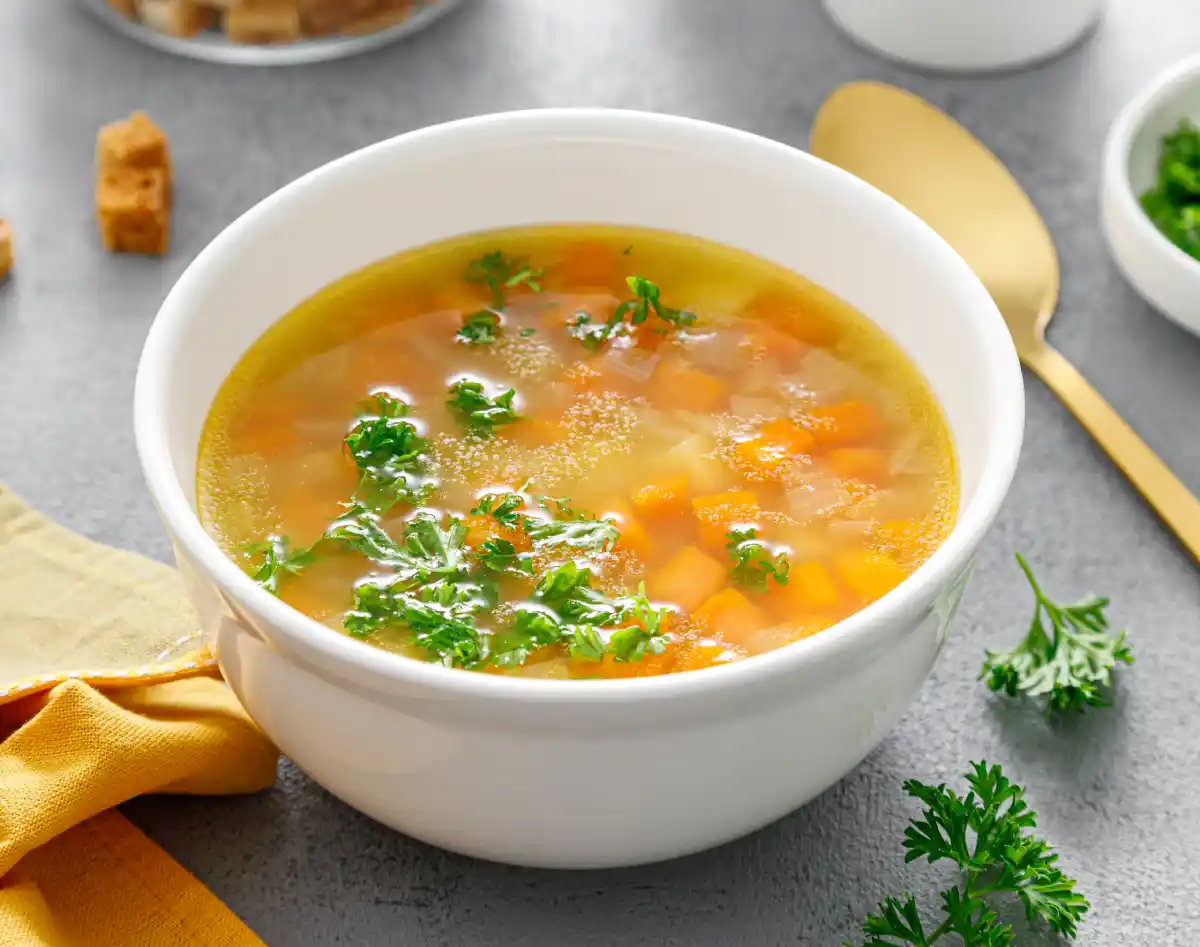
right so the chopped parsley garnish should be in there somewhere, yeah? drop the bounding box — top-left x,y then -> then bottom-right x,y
605,584 -> 671,663
725,526 -> 789,592
848,761 -> 1088,946
476,537 -> 534,577
524,510 -> 620,554
345,578 -> 487,667
344,393 -> 428,509
1139,119 -> 1200,261
613,275 -> 697,330
447,379 -> 520,436
520,327 -> 537,337
243,535 -> 315,594
471,492 -> 529,529
464,250 -> 544,309
980,554 -> 1133,716
568,311 -> 627,352
456,310 -> 501,346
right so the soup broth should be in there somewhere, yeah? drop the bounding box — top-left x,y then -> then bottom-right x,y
198,226 -> 956,679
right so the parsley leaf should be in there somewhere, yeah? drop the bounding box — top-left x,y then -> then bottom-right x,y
447,379 -> 520,436
345,578 -> 487,667
980,554 -> 1133,716
523,499 -> 620,554
242,535 -> 315,594
457,310 -> 501,346
605,584 -> 671,663
471,492 -> 529,530
612,275 -> 697,331
464,251 -> 544,309
476,537 -> 534,577
344,393 -> 428,509
725,526 -> 789,592
847,762 -> 1088,947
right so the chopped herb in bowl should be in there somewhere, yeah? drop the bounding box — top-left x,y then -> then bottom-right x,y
1139,118 -> 1200,261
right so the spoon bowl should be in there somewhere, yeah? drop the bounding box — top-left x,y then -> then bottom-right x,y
813,81 -> 1200,560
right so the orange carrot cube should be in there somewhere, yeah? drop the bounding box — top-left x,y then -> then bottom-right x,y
650,545 -> 727,612
805,401 -> 883,449
693,588 -> 771,644
631,475 -> 689,521
691,490 -> 760,553
743,290 -> 841,348
676,641 -> 741,673
827,447 -> 890,484
833,549 -> 908,602
650,361 -> 728,412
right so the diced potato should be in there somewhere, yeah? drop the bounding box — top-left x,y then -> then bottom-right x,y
741,615 -> 836,656
827,447 -> 890,484
631,475 -> 689,522
805,401 -> 883,449
833,548 -> 908,601
607,504 -> 654,562
649,360 -> 728,413
650,545 -> 727,612
691,489 -> 760,553
693,588 -> 771,644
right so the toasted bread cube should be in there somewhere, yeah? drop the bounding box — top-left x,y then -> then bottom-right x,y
224,0 -> 302,43
136,0 -> 217,37
96,167 -> 170,256
0,218 -> 12,280
96,111 -> 172,188
105,0 -> 137,17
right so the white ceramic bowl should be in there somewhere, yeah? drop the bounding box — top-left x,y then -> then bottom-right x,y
823,0 -> 1104,73
1102,54 -> 1200,338
134,109 -> 1023,869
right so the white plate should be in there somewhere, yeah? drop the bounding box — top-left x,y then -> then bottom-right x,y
1102,54 -> 1200,336
78,0 -> 464,66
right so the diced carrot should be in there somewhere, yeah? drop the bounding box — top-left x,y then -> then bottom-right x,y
758,418 -> 815,454
827,447 -> 890,484
464,511 -> 533,553
558,241 -> 621,289
607,504 -> 654,561
649,361 -> 728,412
734,435 -> 792,476
630,475 -> 690,522
676,641 -> 742,673
650,545 -> 727,612
506,418 -> 561,447
744,323 -> 809,365
804,401 -> 883,449
691,490 -> 760,554
565,360 -> 637,396
743,290 -> 841,348
833,549 -> 908,602
787,561 -> 842,610
586,647 -> 678,679
693,588 -> 771,644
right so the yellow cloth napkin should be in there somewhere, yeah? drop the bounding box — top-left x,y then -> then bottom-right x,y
0,483 -> 279,946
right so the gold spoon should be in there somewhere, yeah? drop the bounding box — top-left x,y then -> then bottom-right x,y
811,80 -> 1200,560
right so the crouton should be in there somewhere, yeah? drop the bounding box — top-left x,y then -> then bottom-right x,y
135,0 -> 217,37
0,218 -> 13,281
224,0 -> 302,43
96,167 -> 170,256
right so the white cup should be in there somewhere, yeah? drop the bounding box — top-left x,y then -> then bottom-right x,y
823,0 -> 1105,73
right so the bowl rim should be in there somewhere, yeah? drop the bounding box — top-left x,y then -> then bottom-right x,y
134,108 -> 1024,707
1103,52 -> 1200,280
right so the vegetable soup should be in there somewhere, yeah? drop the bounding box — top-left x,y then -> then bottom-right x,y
197,226 -> 956,678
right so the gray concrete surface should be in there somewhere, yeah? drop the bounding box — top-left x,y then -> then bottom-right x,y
2,0 -> 1198,943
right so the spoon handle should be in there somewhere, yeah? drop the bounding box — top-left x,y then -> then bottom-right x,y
1023,343 -> 1200,560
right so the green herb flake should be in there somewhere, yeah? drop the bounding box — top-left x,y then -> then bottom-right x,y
476,537 -> 534,577
725,526 -> 789,592
457,310 -> 501,346
1139,119 -> 1200,260
344,392 -> 428,509
446,379 -> 520,436
847,761 -> 1089,946
520,327 -> 537,337
242,535 -> 315,594
980,554 -> 1133,716
464,251 -> 544,309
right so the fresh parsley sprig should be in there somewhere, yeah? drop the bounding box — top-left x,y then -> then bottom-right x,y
848,761 -> 1089,947
1139,119 -> 1200,261
447,379 -> 520,436
242,535 -> 315,594
344,392 -> 428,509
980,555 -> 1133,716
464,250 -> 544,310
569,275 -> 697,350
725,526 -> 789,592
456,310 -> 501,346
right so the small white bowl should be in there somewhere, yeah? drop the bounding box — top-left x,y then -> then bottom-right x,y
1103,54 -> 1200,337
823,0 -> 1104,74
134,110 -> 1023,868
